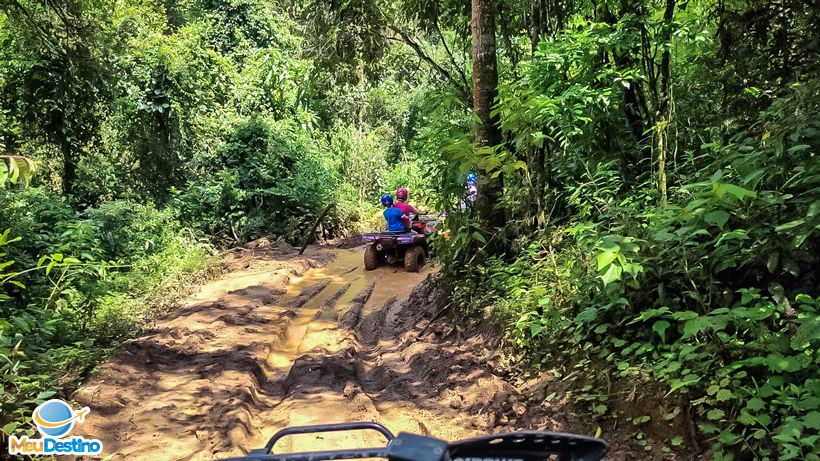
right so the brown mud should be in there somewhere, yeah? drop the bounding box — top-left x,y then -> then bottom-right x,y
73,243 -> 691,460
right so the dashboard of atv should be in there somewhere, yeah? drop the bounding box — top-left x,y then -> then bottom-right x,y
217,422 -> 607,461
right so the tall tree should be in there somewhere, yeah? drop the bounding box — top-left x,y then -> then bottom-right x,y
0,0 -> 112,195
640,0 -> 676,207
471,0 -> 504,232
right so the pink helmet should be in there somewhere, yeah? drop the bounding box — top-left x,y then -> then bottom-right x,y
395,187 -> 408,200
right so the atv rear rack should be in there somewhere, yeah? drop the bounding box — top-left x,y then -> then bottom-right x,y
218,422 -> 607,461
363,232 -> 420,245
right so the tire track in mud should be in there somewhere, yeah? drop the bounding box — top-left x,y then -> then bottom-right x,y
73,244 -> 653,461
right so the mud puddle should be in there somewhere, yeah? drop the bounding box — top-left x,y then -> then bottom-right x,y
73,244 -> 684,461
74,245 -> 490,460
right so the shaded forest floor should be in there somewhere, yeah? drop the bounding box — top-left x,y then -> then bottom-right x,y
72,241 -> 697,460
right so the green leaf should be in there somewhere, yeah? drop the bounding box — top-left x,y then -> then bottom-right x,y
699,423 -> 718,434
775,219 -> 805,232
652,320 -> 670,343
653,229 -> 675,241
707,409 -> 725,420
36,390 -> 57,400
786,144 -> 811,153
670,435 -> 683,446
791,317 -> 820,350
667,375 -> 700,395
509,160 -> 527,172
738,412 -> 756,425
682,317 -> 708,339
632,415 -> 651,425
596,251 -> 617,270
716,229 -> 749,244
781,256 -> 800,276
2,422 -> 18,435
747,398 -> 765,411
766,252 -> 779,273
576,307 -> 599,323
629,307 -> 671,324
803,411 -> 820,430
722,183 -> 756,199
716,389 -> 734,401
718,430 -> 741,445
766,353 -> 804,372
663,407 -> 680,421
704,210 -> 730,229
600,263 -> 622,286
671,311 -> 699,321
8,157 -> 19,183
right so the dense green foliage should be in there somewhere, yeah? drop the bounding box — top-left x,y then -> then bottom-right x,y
0,187 -> 215,434
0,0 -> 435,442
429,1 -> 819,458
1,0 -> 818,458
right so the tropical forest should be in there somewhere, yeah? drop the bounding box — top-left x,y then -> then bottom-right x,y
0,0 -> 817,459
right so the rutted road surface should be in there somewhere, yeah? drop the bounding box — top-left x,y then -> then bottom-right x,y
73,242 -> 674,460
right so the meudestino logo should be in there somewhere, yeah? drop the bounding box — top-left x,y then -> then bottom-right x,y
8,399 -> 103,455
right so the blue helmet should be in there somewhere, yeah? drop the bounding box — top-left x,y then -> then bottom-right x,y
467,172 -> 478,184
380,194 -> 394,207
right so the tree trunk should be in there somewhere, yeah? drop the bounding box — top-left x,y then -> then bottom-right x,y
599,2 -> 651,184
471,0 -> 504,231
61,138 -> 75,195
471,0 -> 502,147
656,115 -> 668,207
655,0 -> 675,207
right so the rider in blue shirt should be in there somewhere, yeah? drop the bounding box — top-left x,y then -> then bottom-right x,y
381,194 -> 409,232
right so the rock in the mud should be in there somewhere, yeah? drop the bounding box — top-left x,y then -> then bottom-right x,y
169,327 -> 188,339
244,237 -> 271,249
448,395 -> 463,409
512,401 -> 527,416
343,381 -> 359,398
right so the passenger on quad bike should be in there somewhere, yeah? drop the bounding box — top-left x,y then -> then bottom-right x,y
381,194 -> 410,232
365,194 -> 430,272
393,187 -> 416,217
395,187 -> 425,233
460,172 -> 478,209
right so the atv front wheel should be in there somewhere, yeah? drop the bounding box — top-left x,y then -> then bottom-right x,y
404,245 -> 425,272
364,244 -> 380,270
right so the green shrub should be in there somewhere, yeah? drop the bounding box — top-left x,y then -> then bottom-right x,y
0,190 -> 216,437
440,76 -> 820,458
172,118 -> 341,245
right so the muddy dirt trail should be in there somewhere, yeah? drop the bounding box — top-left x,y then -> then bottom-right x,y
73,243 -> 670,460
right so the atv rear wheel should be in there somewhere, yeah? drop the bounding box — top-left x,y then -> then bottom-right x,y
404,245 -> 425,272
364,244 -> 381,270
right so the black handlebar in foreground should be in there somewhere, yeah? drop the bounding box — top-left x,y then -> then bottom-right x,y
218,422 -> 607,461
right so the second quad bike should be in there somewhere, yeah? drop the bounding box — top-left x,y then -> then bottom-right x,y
219,421 -> 608,461
362,214 -> 439,272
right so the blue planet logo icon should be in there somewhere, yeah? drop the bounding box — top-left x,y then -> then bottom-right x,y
32,399 -> 90,439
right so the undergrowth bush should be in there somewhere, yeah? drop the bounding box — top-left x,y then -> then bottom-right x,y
0,188 -> 217,437
439,72 -> 819,459
172,118 -> 348,245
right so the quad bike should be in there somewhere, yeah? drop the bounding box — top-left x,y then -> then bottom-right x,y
363,214 -> 439,272
219,421 -> 608,461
